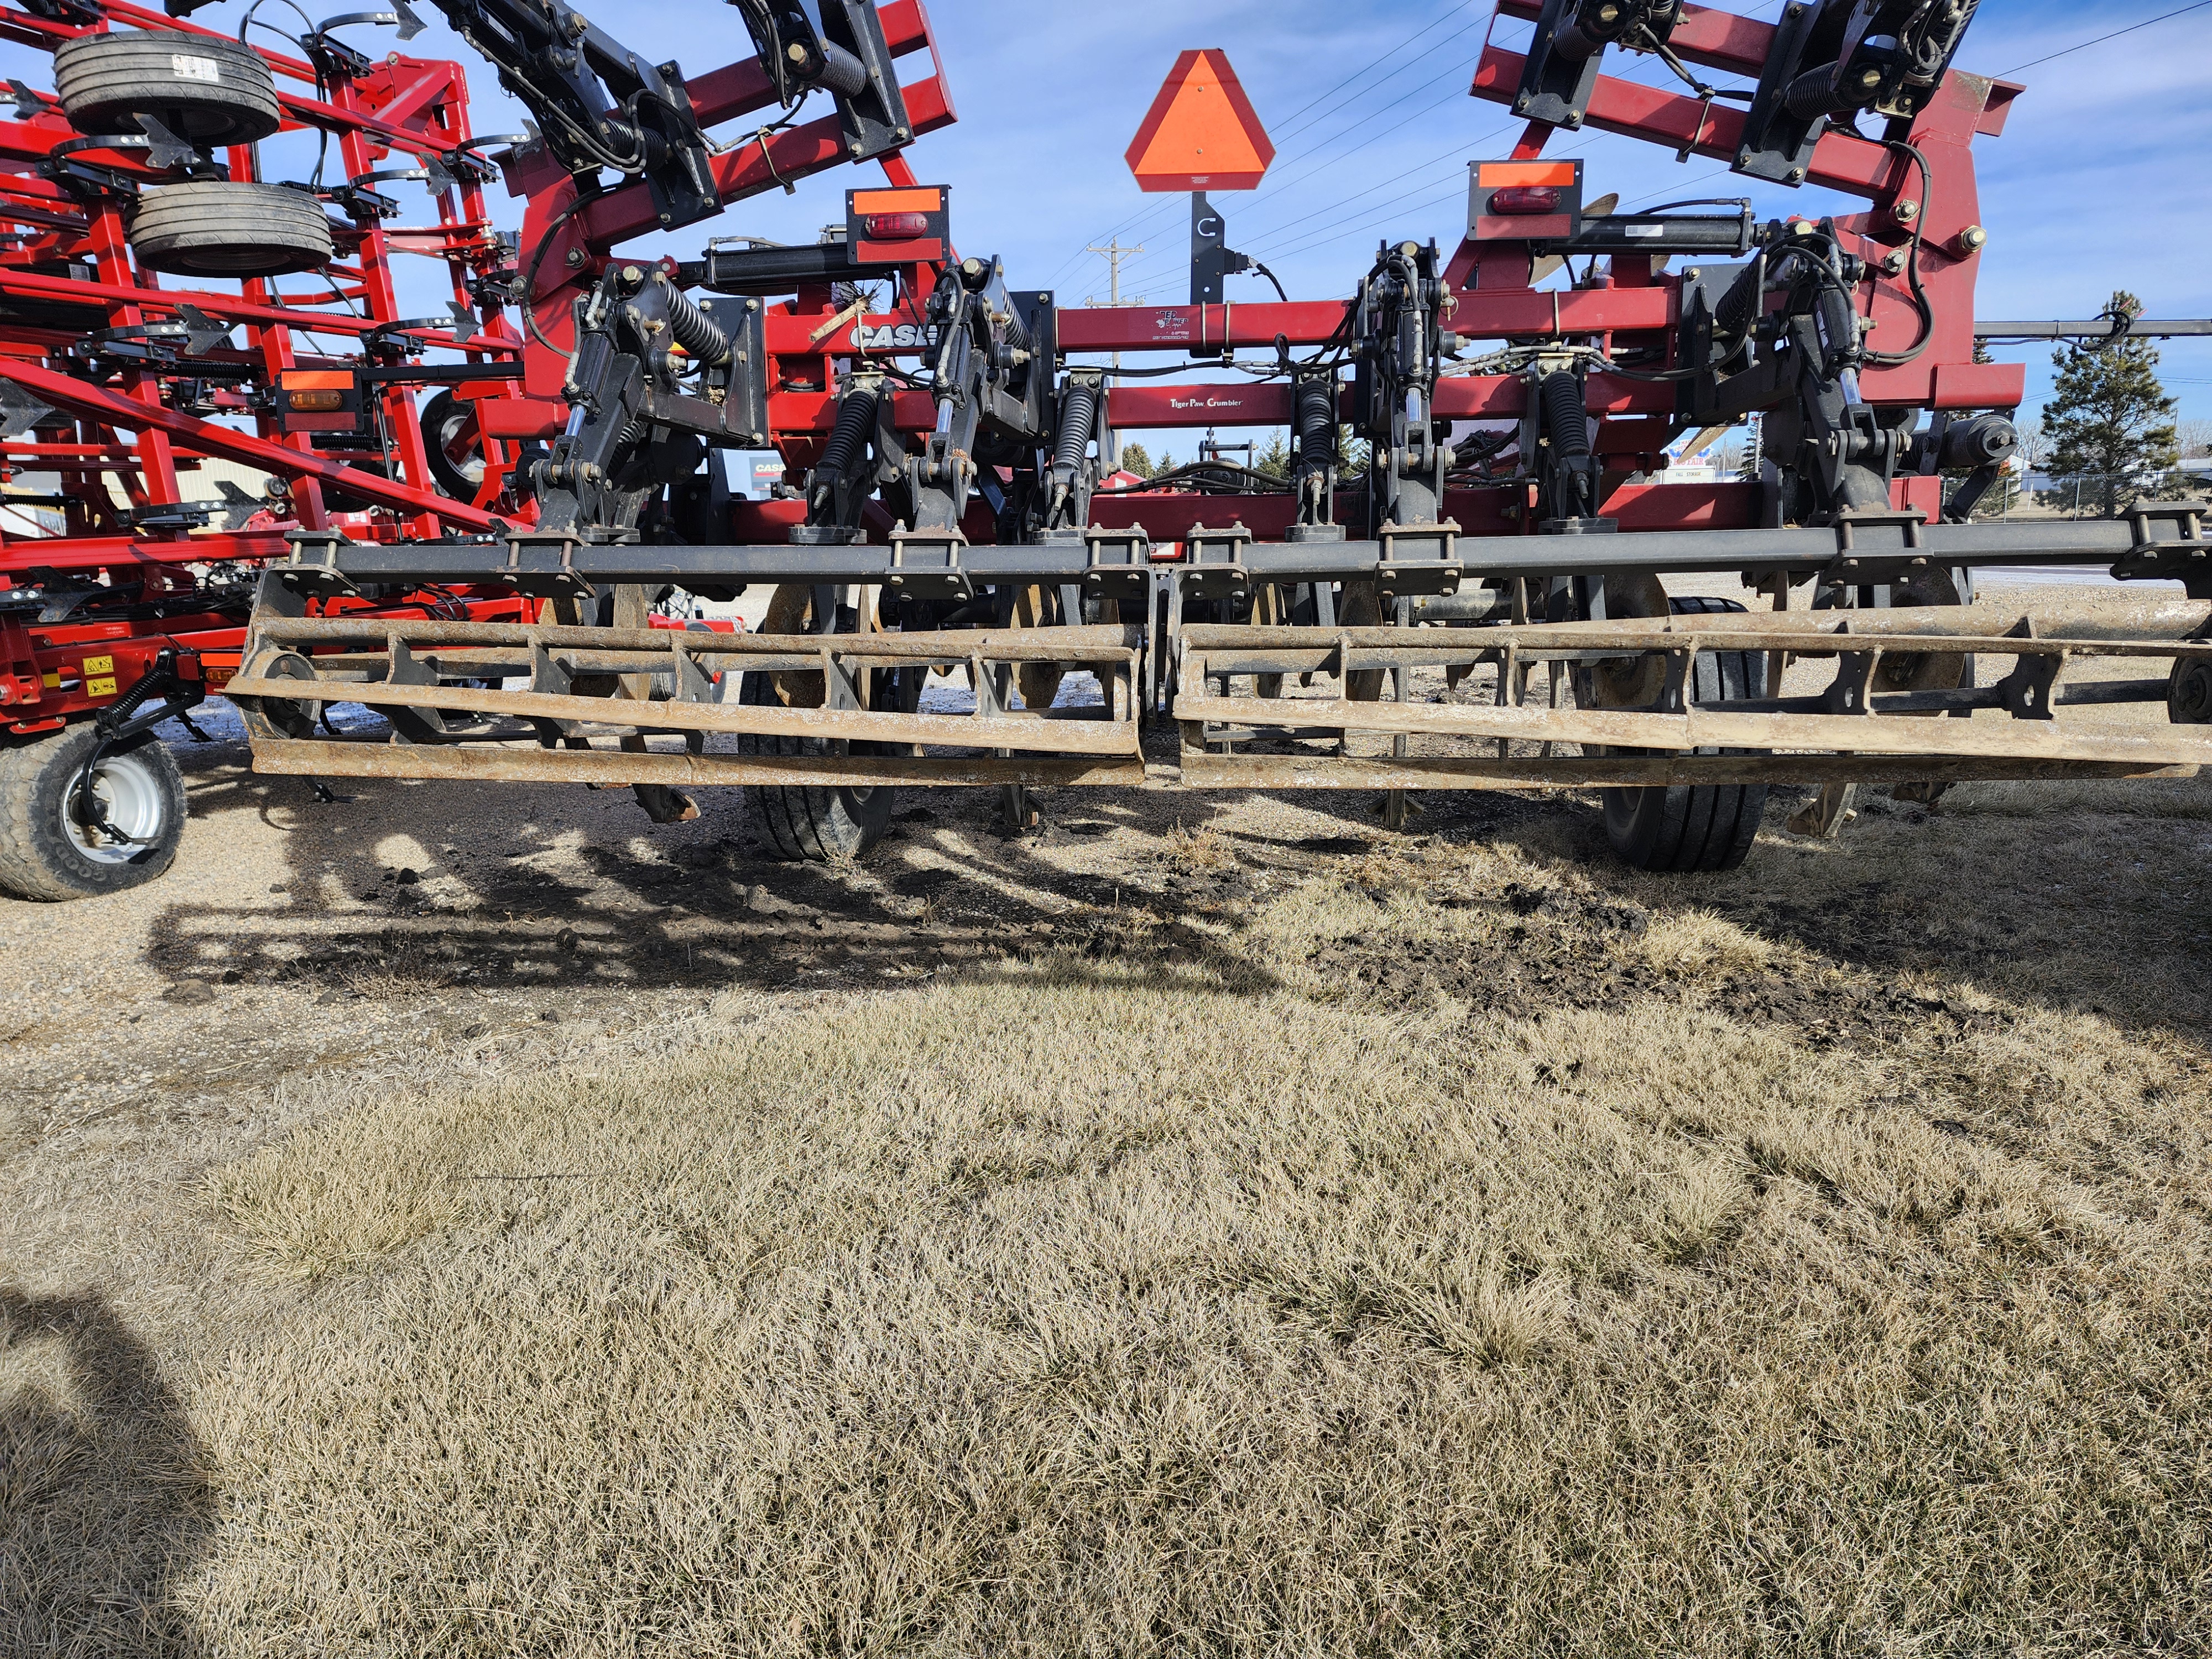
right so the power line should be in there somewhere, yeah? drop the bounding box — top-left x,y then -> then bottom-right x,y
1240,128 -> 1595,272
1264,0 -> 1474,142
1996,0 -> 2212,75
1107,97 -> 1512,297
1265,20 -> 1477,153
1050,2 -> 1482,285
1084,239 -> 1146,465
1101,50 -> 1493,295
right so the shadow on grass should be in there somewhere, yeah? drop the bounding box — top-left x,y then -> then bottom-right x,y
142,739 -> 1287,1001
144,723 -> 2212,1044
0,1288 -> 212,1657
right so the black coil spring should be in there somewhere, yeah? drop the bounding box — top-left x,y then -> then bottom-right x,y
1055,380 -> 1100,474
662,282 -> 731,366
1714,254 -> 1765,338
819,385 -> 878,478
1540,371 -> 1590,456
1295,377 -> 1337,462
1783,63 -> 1845,122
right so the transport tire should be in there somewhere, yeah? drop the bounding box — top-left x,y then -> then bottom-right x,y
0,724 -> 187,901
128,182 -> 333,279
735,583 -> 895,862
54,31 -> 283,147
1599,593 -> 1770,874
419,389 -> 485,500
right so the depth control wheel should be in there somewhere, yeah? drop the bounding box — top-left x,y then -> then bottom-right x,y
2171,653 -> 2212,724
735,584 -> 899,862
1587,584 -> 1769,874
419,389 -> 487,500
0,725 -> 187,901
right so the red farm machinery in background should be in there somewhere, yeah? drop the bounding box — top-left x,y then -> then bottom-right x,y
3,0 -> 2210,902
0,0 -> 953,896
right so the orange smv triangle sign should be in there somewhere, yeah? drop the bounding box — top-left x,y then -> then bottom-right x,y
1124,50 -> 1274,192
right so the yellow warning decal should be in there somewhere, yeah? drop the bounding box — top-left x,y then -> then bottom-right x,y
86,676 -> 117,697
82,654 -> 113,675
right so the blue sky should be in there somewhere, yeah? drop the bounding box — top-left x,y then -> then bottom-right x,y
7,0 -> 2209,438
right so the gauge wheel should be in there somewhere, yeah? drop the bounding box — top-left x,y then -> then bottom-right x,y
734,583 -> 899,862
1590,589 -> 1770,874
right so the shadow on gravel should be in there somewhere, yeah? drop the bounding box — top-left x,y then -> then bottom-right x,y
139,731 -> 2212,1047
0,1289 -> 211,1658
140,752 -> 1285,1000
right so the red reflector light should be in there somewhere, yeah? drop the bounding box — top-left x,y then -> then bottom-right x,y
862,212 -> 931,237
1489,186 -> 1562,214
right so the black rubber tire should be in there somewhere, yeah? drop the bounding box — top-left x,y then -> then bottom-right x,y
419,389 -> 484,500
0,724 -> 187,901
54,32 -> 283,147
1600,594 -> 1769,873
2172,653 -> 2212,724
734,667 -> 895,862
128,182 -> 332,279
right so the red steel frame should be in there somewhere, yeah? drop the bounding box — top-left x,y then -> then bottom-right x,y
726,0 -> 2023,554
0,0 -> 2028,746
0,1 -> 536,734
0,0 -> 955,738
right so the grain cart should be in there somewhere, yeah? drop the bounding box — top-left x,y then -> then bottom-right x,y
59,0 -> 2212,881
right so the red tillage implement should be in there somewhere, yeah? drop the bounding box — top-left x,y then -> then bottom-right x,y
6,0 -> 2209,895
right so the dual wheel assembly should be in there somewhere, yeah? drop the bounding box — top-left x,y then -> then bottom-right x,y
54,33 -> 333,278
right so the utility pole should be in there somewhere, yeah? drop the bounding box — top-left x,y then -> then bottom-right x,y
1086,238 -> 1143,469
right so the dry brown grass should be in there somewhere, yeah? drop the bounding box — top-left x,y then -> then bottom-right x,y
7,735 -> 2212,1653
164,952 -> 2211,1653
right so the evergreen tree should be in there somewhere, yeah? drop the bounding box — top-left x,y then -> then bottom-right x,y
1251,427 -> 1290,480
1335,424 -> 1371,477
1115,441 -> 1153,478
2038,290 -> 2179,518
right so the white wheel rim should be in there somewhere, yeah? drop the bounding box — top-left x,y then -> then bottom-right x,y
439,410 -> 485,485
65,749 -> 168,863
